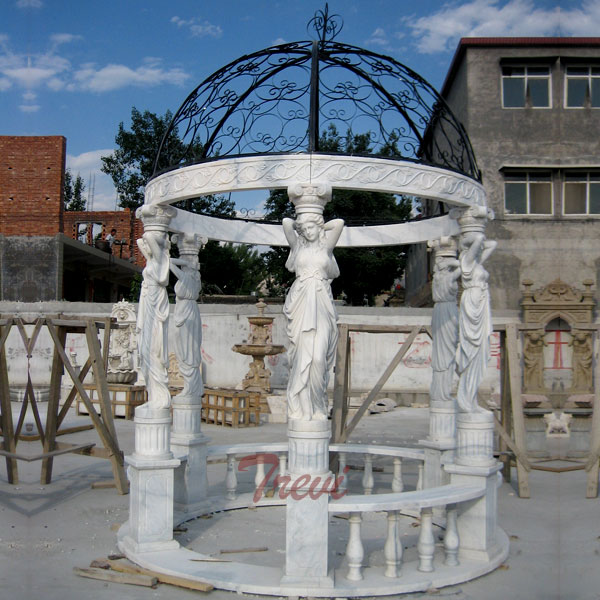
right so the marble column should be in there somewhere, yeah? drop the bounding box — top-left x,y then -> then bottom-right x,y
121,204 -> 179,554
421,236 -> 460,489
281,183 -> 341,588
445,206 -> 502,563
169,233 -> 210,515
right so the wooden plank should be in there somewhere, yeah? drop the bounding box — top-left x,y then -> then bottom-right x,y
493,415 -> 531,471
342,325 -> 421,443
85,320 -> 128,494
0,443 -> 94,462
73,567 -> 157,588
499,331 -> 512,482
85,322 -> 118,441
506,323 -> 530,498
0,322 -> 18,483
45,323 -> 123,461
331,323 -> 350,444
56,357 -> 92,429
107,560 -> 214,592
41,325 -> 66,484
586,333 -> 600,497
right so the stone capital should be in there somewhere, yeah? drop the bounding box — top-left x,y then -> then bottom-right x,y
428,235 -> 458,258
449,205 -> 494,234
136,204 -> 177,231
288,182 -> 332,215
173,232 -> 207,257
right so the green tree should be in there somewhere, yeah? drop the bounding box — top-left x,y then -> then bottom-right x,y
63,169 -> 87,211
262,125 -> 412,305
199,241 -> 266,296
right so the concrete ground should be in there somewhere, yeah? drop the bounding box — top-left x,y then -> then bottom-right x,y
0,405 -> 598,600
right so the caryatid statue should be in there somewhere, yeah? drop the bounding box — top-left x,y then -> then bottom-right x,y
282,183 -> 344,421
135,204 -> 176,410
170,233 -> 207,403
451,206 -> 497,414
428,236 -> 460,404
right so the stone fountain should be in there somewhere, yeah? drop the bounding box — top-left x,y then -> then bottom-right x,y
232,298 -> 285,398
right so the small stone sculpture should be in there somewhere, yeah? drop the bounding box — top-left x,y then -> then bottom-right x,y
429,236 -> 460,403
135,205 -> 174,409
170,233 -> 206,402
523,330 -> 546,392
283,183 -> 344,421
453,207 -> 497,414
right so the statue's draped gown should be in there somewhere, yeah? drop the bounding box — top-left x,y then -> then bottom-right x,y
284,243 -> 339,420
456,257 -> 492,412
137,234 -> 171,409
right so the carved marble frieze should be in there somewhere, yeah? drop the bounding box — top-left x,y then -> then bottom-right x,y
521,279 -> 595,394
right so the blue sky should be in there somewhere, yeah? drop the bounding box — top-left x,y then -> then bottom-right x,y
1,0 -> 598,211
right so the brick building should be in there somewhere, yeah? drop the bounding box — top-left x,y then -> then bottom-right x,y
0,135 -> 142,302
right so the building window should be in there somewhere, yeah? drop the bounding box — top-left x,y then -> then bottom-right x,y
504,171 -> 552,215
563,172 -> 600,214
565,66 -> 600,108
502,65 -> 551,108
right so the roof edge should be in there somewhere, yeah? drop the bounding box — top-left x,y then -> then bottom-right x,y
441,37 -> 600,97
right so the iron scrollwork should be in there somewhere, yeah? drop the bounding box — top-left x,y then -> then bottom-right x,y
152,10 -> 480,182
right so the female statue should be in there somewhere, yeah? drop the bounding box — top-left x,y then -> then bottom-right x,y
456,232 -> 497,413
170,252 -> 203,401
282,213 -> 344,421
136,230 -> 171,409
430,250 -> 461,403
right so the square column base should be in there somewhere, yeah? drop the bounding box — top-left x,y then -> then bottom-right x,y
445,461 -> 502,561
123,454 -> 180,553
172,433 -> 210,514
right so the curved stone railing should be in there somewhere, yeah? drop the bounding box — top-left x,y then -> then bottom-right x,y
202,443 -> 426,509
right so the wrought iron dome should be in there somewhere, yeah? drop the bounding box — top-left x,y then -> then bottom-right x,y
152,7 -> 480,182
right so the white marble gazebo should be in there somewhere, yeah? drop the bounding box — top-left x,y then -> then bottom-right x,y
117,7 -> 508,596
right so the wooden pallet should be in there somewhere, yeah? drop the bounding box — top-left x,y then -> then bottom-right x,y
201,389 -> 261,427
76,384 -> 147,420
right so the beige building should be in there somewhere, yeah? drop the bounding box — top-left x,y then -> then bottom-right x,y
406,37 -> 600,312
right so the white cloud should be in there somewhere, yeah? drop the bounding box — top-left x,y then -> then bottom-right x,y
67,149 -> 119,211
22,90 -> 36,101
272,37 -> 287,45
16,0 -> 42,8
73,61 -> 189,92
171,15 -> 223,38
366,27 -> 390,47
407,0 -> 599,54
19,103 -> 40,112
0,36 -> 190,98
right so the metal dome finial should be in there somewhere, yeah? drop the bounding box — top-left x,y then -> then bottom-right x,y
307,3 -> 343,42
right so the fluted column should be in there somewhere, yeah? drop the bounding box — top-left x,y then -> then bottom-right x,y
170,233 -> 210,515
121,204 -> 179,555
445,205 -> 502,563
420,236 -> 459,490
281,182 -> 337,589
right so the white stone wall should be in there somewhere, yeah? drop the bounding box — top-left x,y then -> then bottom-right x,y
0,302 -> 519,400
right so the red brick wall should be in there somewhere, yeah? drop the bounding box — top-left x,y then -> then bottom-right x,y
0,136 -> 66,236
63,209 -> 144,266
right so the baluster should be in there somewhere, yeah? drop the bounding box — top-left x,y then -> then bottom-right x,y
226,454 -> 237,500
392,457 -> 403,492
384,510 -> 402,577
254,453 -> 266,498
338,452 -> 348,494
444,504 -> 460,566
278,452 -> 287,487
362,454 -> 374,495
416,462 -> 424,491
346,512 -> 364,581
417,507 -> 435,572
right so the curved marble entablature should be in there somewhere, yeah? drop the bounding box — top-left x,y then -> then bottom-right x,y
145,154 -> 485,247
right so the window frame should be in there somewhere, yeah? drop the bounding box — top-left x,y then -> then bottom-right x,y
501,64 -> 552,109
503,170 -> 554,217
564,65 -> 600,109
562,171 -> 600,216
